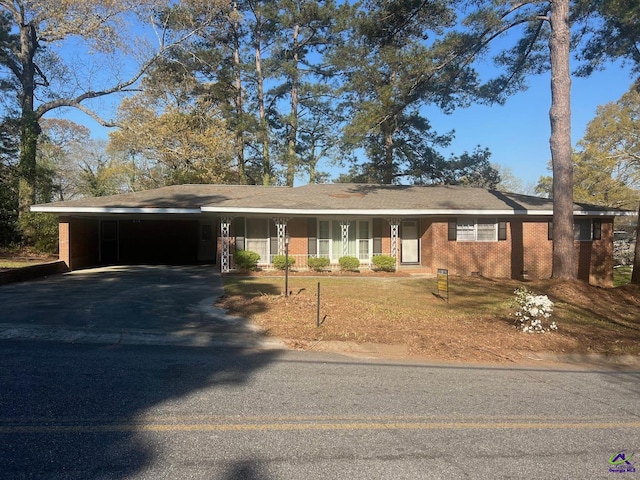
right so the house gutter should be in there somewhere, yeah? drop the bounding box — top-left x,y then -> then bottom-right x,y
201,207 -> 634,216
30,207 -> 202,214
30,206 -> 635,217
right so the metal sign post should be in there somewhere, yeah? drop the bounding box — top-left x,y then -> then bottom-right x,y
437,268 -> 449,302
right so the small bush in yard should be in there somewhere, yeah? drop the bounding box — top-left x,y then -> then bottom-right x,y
308,257 -> 330,271
372,255 -> 396,272
234,250 -> 260,270
272,254 -> 295,270
511,286 -> 557,333
338,256 -> 360,271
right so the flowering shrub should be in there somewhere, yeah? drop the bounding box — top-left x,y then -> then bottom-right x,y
511,286 -> 557,333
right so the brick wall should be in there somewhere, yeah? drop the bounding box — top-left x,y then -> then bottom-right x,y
422,218 -> 613,286
428,221 -> 512,278
521,219 -> 553,279
216,215 -> 614,285
60,217 -> 99,270
286,217 -> 308,256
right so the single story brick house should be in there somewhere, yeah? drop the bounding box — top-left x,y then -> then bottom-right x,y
31,183 -> 635,286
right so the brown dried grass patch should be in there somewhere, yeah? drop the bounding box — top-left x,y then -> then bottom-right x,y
219,275 -> 640,363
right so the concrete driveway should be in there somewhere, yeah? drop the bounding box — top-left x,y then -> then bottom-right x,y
0,265 -> 284,349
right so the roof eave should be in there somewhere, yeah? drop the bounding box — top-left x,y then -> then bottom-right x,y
30,206 -> 202,214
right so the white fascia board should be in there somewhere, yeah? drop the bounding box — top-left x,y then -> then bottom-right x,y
30,206 -> 201,214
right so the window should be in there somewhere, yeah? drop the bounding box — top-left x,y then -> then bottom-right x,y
317,220 -> 371,261
245,218 -> 269,262
574,219 -> 592,241
452,218 -> 498,242
548,219 -> 602,241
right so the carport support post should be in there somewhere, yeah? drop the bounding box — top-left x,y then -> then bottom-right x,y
387,218 -> 402,268
221,217 -> 233,273
273,217 -> 290,255
340,221 -> 350,257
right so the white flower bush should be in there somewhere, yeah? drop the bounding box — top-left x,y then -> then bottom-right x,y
511,286 -> 557,333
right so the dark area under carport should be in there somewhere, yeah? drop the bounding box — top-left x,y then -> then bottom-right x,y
116,219 -> 200,265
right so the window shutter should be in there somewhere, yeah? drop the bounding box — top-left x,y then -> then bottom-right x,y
270,235 -> 278,256
373,218 -> 383,255
498,221 -> 507,241
593,220 -> 602,240
448,219 -> 457,241
235,218 -> 245,250
308,218 -> 317,255
547,221 -> 553,241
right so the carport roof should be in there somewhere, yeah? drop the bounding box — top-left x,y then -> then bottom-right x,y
31,183 -> 633,216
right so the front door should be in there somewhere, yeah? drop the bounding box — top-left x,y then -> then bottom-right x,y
401,221 -> 419,263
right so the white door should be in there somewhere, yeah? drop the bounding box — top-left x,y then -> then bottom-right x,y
401,221 -> 419,263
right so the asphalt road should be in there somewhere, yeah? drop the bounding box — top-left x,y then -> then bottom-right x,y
1,341 -> 638,479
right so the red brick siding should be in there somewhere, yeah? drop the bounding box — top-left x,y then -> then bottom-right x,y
58,220 -> 70,268
422,217 -> 613,286
61,217 -> 99,270
521,220 -> 553,279
286,217 -> 308,256
420,219 -> 433,270
582,219 -> 613,287
428,221 -> 512,277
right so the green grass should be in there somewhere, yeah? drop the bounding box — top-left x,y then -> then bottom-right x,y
0,260 -> 40,269
614,266 -> 633,287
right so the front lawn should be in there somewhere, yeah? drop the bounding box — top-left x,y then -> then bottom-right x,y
219,274 -> 640,363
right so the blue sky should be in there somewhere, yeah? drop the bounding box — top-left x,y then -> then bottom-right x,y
413,62 -> 636,192
55,51 -> 636,192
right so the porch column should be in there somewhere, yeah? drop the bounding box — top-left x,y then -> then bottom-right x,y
272,217 -> 289,254
340,220 -> 350,257
386,218 -> 402,260
220,216 -> 234,273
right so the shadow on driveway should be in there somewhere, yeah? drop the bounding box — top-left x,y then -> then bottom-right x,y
0,265 -> 284,348
0,265 -> 284,478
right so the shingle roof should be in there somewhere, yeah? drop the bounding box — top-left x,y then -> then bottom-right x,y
31,183 -> 632,216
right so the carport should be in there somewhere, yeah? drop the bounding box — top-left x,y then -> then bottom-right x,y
30,185 -> 251,270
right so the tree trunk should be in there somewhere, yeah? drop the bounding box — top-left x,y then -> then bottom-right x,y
17,24 -> 39,216
232,10 -> 246,185
549,0 -> 576,280
286,22 -> 300,188
382,123 -> 394,184
631,202 -> 640,285
254,9 -> 271,186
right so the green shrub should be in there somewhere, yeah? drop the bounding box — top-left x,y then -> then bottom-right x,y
372,255 -> 396,272
272,254 -> 295,270
233,250 -> 260,270
338,256 -> 360,271
308,256 -> 330,272
18,212 -> 58,254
